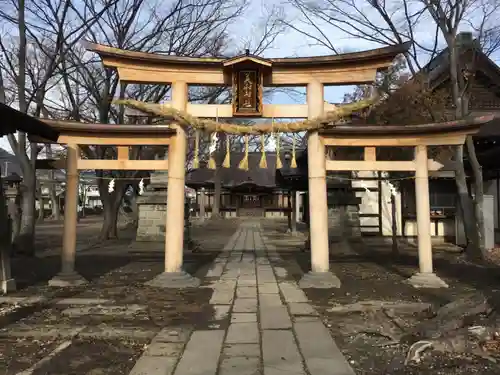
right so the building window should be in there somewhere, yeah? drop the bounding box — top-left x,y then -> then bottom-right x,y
402,179 -> 457,216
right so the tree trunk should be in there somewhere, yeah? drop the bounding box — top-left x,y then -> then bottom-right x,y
448,39 -> 484,261
466,136 -> 486,254
46,144 -> 60,220
129,193 -> 139,227
454,146 -> 480,259
99,195 -> 122,240
14,176 -> 37,256
97,178 -> 126,241
37,195 -> 44,222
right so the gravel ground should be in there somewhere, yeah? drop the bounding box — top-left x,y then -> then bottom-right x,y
260,220 -> 500,375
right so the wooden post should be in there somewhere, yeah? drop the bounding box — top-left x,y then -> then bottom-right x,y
146,80 -> 200,287
49,144 -> 87,286
291,190 -> 297,233
199,188 -> 206,221
0,168 -> 16,293
407,145 -> 448,288
391,193 -> 398,255
306,81 -> 329,272
299,80 -> 340,288
165,81 -> 188,273
287,190 -> 292,231
415,145 -> 432,273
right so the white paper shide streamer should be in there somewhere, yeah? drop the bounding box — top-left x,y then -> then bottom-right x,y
209,132 -> 218,155
108,178 -> 115,193
380,171 -> 397,197
387,181 -> 397,197
138,179 -> 144,195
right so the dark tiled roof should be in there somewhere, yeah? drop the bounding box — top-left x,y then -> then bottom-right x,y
0,102 -> 59,140
187,152 -> 283,188
0,148 -> 69,182
0,148 -> 22,176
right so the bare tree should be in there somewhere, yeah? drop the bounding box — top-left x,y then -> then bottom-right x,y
54,0 -> 250,238
0,0 -> 117,254
282,0 -> 442,74
421,0 -> 500,258
284,0 -> 500,259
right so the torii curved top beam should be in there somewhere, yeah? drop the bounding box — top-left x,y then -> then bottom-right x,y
84,41 -> 411,68
83,41 -> 412,86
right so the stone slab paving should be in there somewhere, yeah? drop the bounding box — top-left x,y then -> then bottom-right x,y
129,219 -> 354,375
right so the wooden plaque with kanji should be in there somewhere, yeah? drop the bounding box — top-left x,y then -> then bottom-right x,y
232,69 -> 263,116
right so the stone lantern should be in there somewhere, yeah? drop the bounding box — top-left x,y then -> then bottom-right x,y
4,173 -> 22,244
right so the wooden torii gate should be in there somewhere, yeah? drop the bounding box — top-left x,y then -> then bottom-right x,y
25,41 -> 495,289
31,117 -> 195,287
300,105 -> 492,288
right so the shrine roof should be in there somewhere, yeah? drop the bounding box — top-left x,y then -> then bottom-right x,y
319,115 -> 494,136
187,152 -> 280,189
39,119 -> 176,135
0,102 -> 59,141
222,54 -> 272,67
84,41 -> 411,68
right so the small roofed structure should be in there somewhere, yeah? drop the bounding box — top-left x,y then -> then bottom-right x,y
0,103 -> 61,294
187,152 -> 293,218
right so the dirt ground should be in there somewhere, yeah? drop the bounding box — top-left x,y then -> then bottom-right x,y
1,218 -> 240,375
3,217 -> 500,374
260,220 -> 500,375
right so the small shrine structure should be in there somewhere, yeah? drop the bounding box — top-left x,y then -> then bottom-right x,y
186,152 -> 293,219
0,103 -> 60,293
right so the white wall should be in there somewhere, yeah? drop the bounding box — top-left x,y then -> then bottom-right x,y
484,179 -> 499,230
380,180 -> 403,236
352,171 -> 380,235
353,173 -> 457,239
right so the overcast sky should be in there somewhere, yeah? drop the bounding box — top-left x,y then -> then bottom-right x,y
1,0 -> 495,154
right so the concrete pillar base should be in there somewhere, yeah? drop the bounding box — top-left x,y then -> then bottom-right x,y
1,278 -> 16,294
145,271 -> 200,288
48,272 -> 88,287
406,272 -> 449,289
298,271 -> 341,289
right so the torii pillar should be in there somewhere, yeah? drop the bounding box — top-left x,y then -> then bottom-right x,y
299,80 -> 341,288
146,81 -> 200,288
49,143 -> 88,287
406,145 -> 448,288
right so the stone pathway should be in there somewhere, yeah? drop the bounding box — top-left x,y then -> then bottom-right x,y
130,221 -> 355,375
